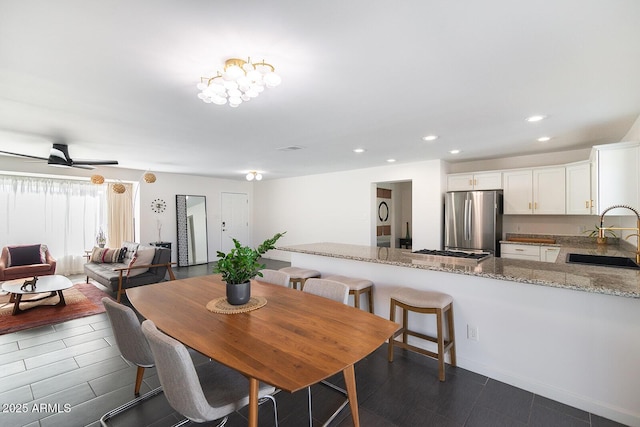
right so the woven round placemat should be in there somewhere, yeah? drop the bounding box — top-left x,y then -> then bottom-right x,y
206,296 -> 267,314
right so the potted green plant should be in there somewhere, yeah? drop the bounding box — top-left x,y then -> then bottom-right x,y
584,224 -> 617,245
214,232 -> 286,305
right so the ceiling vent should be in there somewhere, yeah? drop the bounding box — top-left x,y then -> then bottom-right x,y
276,145 -> 304,151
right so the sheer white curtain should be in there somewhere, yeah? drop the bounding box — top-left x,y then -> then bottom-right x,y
0,175 -> 107,275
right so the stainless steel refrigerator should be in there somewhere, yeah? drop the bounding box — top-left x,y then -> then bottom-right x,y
444,190 -> 503,255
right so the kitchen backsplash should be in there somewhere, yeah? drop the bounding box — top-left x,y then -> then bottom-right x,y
503,214 -> 624,236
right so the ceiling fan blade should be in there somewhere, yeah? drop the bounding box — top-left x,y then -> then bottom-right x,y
48,144 -> 118,167
2,143 -> 118,168
72,159 -> 119,166
0,149 -> 49,161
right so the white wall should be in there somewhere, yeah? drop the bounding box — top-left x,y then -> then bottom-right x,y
252,160 -> 445,261
137,172 -> 252,263
622,114 -> 640,141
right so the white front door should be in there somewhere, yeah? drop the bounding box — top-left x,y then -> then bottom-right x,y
220,192 -> 249,253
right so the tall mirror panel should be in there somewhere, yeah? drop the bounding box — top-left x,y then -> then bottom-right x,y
176,195 -> 208,266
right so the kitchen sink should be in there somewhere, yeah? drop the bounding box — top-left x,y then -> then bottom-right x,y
566,253 -> 640,269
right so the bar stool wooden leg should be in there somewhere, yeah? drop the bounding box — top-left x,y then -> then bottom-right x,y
447,303 -> 457,367
402,306 -> 408,344
436,307 -> 445,381
388,298 -> 398,362
368,287 -> 374,314
352,289 -> 361,309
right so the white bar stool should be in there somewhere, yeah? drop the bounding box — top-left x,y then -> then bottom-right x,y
278,266 -> 320,290
388,287 -> 456,381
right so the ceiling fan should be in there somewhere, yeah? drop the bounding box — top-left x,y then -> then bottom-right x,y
0,143 -> 118,169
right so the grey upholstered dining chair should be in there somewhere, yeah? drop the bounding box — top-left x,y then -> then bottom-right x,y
301,278 -> 350,426
100,297 -> 163,426
302,278 -> 349,304
257,269 -> 291,287
141,319 -> 278,427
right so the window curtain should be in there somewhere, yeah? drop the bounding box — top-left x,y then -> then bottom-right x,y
0,175 -> 107,275
107,182 -> 133,248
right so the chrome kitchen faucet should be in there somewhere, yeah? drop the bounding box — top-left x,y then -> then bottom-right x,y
599,204 -> 640,264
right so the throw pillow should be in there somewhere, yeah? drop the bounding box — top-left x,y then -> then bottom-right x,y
121,242 -> 139,263
90,247 -> 122,263
7,244 -> 44,267
90,247 -> 104,262
127,246 -> 155,277
117,247 -> 128,263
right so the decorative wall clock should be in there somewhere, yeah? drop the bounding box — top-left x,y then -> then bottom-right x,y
151,198 -> 167,213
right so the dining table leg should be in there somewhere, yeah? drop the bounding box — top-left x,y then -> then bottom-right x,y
248,377 -> 259,427
342,364 -> 360,427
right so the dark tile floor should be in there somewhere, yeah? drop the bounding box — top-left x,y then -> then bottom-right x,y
0,260 -> 628,427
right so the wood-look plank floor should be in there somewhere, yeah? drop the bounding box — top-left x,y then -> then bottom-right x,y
0,261 -> 626,427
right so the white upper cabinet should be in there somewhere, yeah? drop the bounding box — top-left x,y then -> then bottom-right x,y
503,170 -> 533,214
533,167 -> 566,214
593,141 -> 640,215
447,172 -> 502,191
565,161 -> 593,215
503,167 -> 565,214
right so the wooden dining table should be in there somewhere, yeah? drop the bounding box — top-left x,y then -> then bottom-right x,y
127,274 -> 399,427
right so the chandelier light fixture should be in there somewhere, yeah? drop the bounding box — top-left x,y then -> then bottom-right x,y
246,171 -> 263,181
197,57 -> 281,108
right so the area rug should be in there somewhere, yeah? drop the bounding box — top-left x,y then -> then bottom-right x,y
0,282 -> 113,335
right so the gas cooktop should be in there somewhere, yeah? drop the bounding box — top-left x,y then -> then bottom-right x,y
412,249 -> 492,261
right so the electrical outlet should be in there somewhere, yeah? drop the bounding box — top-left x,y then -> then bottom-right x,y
467,324 -> 479,341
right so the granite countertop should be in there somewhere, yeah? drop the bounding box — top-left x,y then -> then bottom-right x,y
279,237 -> 640,299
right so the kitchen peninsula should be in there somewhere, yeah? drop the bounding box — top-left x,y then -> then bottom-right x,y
280,242 -> 640,426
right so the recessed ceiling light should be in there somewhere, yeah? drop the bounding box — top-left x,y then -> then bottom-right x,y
353,148 -> 365,153
387,158 -> 396,163
422,135 -> 438,141
449,149 -> 461,154
526,115 -> 546,122
537,136 -> 551,142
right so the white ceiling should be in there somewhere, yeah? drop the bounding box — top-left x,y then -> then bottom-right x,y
1,0 -> 639,180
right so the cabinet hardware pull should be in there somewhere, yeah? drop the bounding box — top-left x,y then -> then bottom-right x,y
590,200 -> 594,208
585,201 -> 589,208
534,202 -> 538,209
528,202 -> 532,209
474,179 -> 477,185
469,179 -> 473,186
515,249 -> 524,251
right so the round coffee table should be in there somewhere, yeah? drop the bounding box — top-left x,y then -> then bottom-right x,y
1,275 -> 73,315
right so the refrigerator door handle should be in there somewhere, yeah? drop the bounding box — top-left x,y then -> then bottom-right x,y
464,198 -> 470,241
467,197 -> 472,240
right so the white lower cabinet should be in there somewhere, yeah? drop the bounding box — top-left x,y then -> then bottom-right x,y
541,247 -> 561,263
501,243 -> 560,263
500,243 -> 540,261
